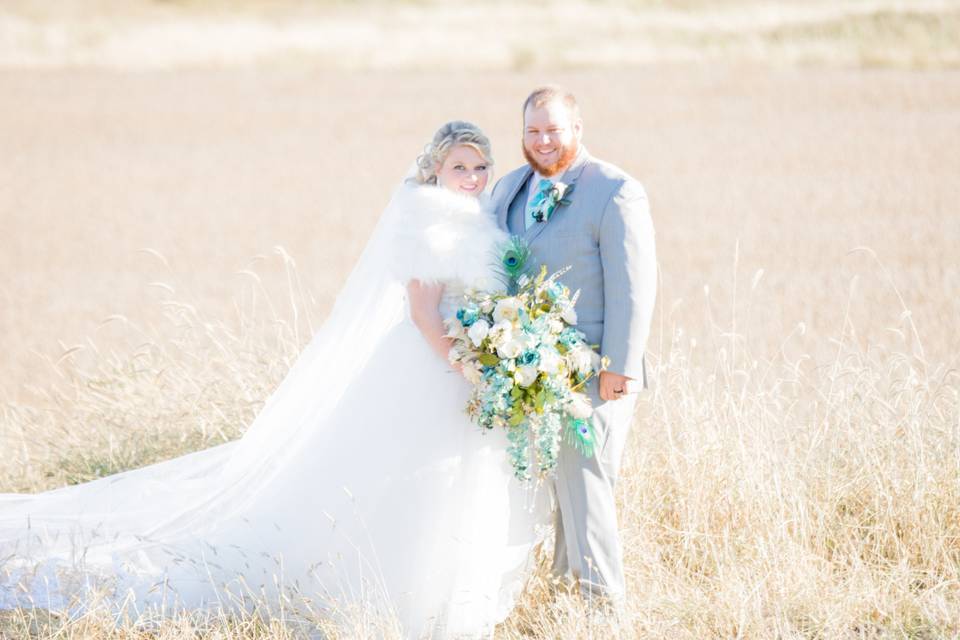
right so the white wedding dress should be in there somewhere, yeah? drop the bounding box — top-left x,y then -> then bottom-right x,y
0,181 -> 553,638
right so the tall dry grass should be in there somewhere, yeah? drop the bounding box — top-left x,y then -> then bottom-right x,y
2,239 -> 957,638
0,247 -> 318,493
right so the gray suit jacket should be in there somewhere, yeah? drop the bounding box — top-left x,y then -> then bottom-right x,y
490,147 -> 656,386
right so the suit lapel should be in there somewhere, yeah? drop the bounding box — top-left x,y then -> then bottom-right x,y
522,147 -> 592,245
499,166 -> 532,233
508,189 -> 526,236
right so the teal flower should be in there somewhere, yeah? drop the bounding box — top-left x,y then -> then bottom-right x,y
456,304 -> 479,328
558,327 -> 582,348
518,349 -> 541,368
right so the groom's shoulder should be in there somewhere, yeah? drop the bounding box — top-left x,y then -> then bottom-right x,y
581,156 -> 648,207
581,154 -> 648,203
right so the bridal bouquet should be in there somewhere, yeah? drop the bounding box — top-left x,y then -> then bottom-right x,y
446,247 -> 608,482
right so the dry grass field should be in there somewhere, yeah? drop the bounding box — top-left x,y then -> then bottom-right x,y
2,1 -> 960,638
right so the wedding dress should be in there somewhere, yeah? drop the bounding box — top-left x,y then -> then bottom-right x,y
0,180 -> 553,638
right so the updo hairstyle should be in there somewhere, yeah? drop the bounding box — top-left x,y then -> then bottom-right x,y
413,121 -> 493,185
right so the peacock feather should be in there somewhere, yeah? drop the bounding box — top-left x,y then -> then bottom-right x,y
565,418 -> 597,458
494,235 -> 532,294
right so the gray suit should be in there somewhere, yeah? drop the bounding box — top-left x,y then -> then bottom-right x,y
490,146 -> 657,599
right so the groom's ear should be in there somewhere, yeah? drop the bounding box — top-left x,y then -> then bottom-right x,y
573,117 -> 584,142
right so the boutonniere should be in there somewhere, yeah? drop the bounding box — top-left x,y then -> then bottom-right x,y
532,181 -> 576,223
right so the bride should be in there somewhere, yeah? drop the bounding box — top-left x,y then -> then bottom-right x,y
0,121 -> 553,638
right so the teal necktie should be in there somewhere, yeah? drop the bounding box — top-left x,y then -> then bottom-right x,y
525,178 -> 554,229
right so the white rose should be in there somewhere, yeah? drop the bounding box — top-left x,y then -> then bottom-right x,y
560,305 -> 578,325
493,297 -> 522,323
480,298 -> 495,314
514,366 -> 539,387
549,319 -> 565,334
486,320 -> 512,349
467,319 -> 490,347
497,337 -> 523,360
538,347 -> 562,375
568,392 -> 593,419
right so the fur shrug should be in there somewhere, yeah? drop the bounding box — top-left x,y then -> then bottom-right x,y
389,183 -> 508,292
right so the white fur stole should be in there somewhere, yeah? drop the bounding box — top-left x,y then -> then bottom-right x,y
389,184 -> 508,291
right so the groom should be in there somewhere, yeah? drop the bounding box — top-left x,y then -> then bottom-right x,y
490,86 -> 657,605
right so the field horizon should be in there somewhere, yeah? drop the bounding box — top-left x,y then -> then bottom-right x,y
2,0 -> 959,70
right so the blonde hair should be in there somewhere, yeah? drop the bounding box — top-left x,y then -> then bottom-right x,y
413,121 -> 493,185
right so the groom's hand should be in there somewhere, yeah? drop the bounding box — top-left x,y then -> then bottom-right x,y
599,371 -> 632,402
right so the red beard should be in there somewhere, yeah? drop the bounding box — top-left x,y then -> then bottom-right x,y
521,139 -> 579,177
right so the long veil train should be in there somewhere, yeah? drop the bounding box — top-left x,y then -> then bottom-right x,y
0,176 -> 553,637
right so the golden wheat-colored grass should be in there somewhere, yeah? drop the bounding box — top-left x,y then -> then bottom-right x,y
2,66 -> 959,637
